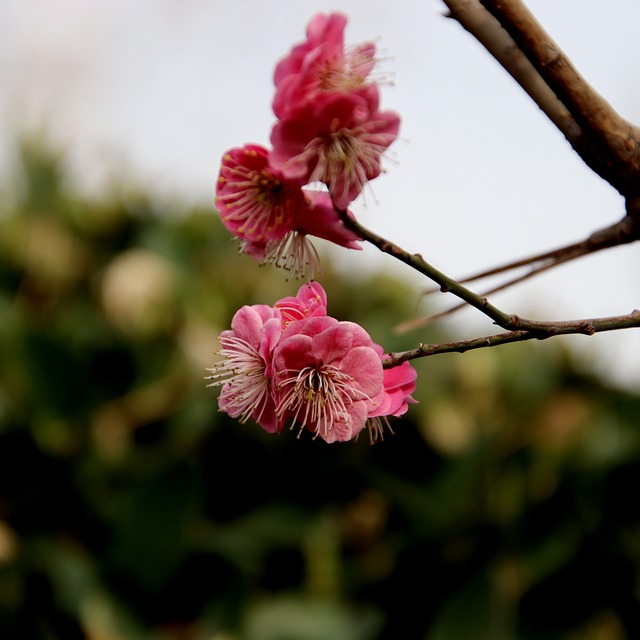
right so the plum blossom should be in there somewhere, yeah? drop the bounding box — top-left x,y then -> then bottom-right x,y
298,190 -> 362,250
274,280 -> 328,325
262,190 -> 363,278
215,144 -> 303,249
214,11 -> 399,275
208,283 -> 418,443
215,144 -> 362,278
270,86 -> 400,210
206,304 -> 283,433
273,316 -> 385,443
273,12 -> 378,119
270,12 -> 400,209
209,15 -> 415,443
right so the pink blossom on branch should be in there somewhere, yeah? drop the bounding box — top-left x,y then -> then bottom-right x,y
261,189 -> 363,278
270,88 -> 400,209
367,348 -> 419,443
210,9 -> 414,442
270,11 -> 399,209
273,11 -> 378,119
300,190 -> 363,249
215,144 -> 303,249
274,280 -> 328,325
208,283 -> 418,443
215,144 -> 362,278
273,316 -> 386,443
206,304 -> 283,434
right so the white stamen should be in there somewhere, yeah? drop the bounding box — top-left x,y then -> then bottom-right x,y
276,363 -> 374,439
206,335 -> 270,424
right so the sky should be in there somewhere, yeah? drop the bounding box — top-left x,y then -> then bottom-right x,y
2,0 -> 640,390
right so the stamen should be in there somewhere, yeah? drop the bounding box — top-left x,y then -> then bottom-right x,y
365,416 -> 395,444
316,42 -> 389,94
264,231 -> 321,281
295,121 -> 395,206
217,166 -> 294,238
206,336 -> 270,424
276,363 -> 375,439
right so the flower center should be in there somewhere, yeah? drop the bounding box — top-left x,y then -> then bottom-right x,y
317,46 -> 377,93
277,364 -> 363,438
218,166 -> 294,239
254,170 -> 287,204
296,120 -> 392,208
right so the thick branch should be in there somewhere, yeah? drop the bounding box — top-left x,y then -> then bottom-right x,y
438,0 -> 640,286
440,0 -> 580,142
384,309 -> 640,367
478,0 -> 640,197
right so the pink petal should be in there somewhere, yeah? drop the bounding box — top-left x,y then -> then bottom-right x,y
311,322 -> 354,362
230,305 -> 275,347
340,346 -> 384,398
297,192 -> 363,249
317,400 -> 368,443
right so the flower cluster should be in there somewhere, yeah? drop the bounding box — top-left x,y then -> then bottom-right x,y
207,283 -> 417,444
210,15 -> 416,443
215,12 -> 400,278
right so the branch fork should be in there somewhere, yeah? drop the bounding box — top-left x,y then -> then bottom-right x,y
337,0 -> 640,366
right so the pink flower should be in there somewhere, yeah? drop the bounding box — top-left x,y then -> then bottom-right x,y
215,145 -> 362,278
275,281 -> 328,325
215,143 -> 304,247
272,316 -> 385,443
270,88 -> 400,209
262,190 -> 363,279
207,290 -> 418,444
379,362 -> 418,417
206,304 -> 283,433
367,351 -> 418,442
274,13 -> 346,94
243,191 -> 362,279
273,12 -> 377,118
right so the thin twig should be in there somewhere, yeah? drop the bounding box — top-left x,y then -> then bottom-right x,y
335,207 -> 516,328
384,309 -> 640,367
395,259 -> 558,333
396,215 -> 640,332
337,206 -> 640,350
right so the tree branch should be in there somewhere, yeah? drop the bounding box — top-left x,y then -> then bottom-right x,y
337,207 -> 640,355
384,309 -> 640,367
437,0 -> 640,295
394,214 -> 640,333
476,0 -> 640,198
336,207 -> 515,328
444,215 -> 639,286
342,4 -> 640,362
440,0 -> 580,142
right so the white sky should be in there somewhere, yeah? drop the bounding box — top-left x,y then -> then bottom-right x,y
2,0 -> 640,391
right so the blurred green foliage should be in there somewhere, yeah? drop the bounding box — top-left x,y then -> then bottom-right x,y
0,138 -> 639,640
